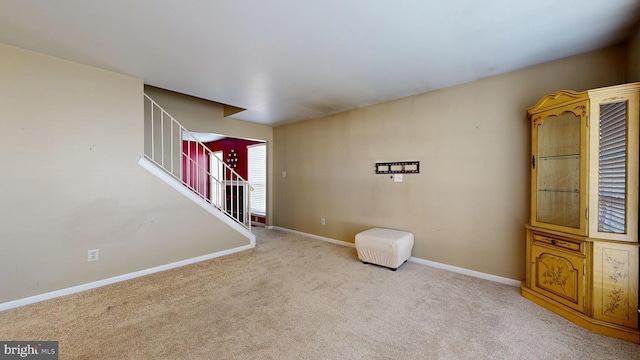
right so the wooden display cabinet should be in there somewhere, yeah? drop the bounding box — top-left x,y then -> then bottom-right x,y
522,83 -> 640,343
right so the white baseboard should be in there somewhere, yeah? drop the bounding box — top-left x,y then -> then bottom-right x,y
0,243 -> 254,312
2,227 -> 520,312
272,226 -> 520,287
407,257 -> 521,287
270,226 -> 355,248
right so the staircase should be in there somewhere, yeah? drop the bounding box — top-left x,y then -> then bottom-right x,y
138,94 -> 255,243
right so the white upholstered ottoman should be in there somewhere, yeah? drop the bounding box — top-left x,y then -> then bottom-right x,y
355,228 -> 414,270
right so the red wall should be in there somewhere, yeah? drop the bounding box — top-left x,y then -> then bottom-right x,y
182,137 -> 265,206
251,214 -> 266,224
204,138 -> 262,180
182,141 -> 209,198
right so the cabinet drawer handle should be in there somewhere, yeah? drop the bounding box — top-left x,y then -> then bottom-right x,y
551,239 -> 556,245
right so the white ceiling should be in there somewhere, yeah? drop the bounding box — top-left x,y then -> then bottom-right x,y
1,1 -> 639,126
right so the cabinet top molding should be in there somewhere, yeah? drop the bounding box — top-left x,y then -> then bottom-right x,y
528,82 -> 640,116
527,90 -> 587,115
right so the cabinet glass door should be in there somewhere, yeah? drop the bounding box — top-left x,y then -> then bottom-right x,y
533,108 -> 586,234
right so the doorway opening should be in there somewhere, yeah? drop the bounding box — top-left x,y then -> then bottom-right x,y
185,132 -> 268,226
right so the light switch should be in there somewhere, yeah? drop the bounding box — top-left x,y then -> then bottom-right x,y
394,174 -> 403,182
282,171 -> 287,178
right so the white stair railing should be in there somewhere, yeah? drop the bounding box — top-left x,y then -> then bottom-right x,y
143,94 -> 251,230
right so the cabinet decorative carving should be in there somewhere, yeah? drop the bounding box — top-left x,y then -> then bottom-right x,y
532,245 -> 585,311
592,242 -> 639,329
521,83 -> 640,343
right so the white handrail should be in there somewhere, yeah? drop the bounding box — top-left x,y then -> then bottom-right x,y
143,94 -> 251,230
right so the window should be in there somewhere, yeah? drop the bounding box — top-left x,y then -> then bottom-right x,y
247,143 -> 266,215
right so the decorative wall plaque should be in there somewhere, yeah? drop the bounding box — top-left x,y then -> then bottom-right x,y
375,161 -> 420,174
226,149 -> 239,168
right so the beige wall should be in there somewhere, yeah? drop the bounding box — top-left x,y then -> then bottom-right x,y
273,45 -> 627,280
628,22 -> 640,81
143,86 -> 274,225
0,44 -> 249,303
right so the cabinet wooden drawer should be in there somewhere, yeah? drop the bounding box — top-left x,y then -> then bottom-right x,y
532,233 -> 582,253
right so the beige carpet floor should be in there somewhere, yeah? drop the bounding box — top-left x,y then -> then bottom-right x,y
0,227 -> 639,359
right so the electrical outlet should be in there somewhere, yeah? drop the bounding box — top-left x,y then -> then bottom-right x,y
321,218 -> 326,225
88,249 -> 99,262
